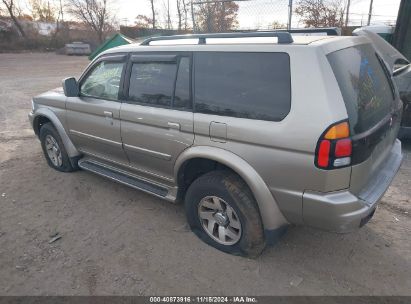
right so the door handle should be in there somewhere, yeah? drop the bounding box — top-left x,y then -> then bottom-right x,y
104,111 -> 113,118
167,122 -> 180,130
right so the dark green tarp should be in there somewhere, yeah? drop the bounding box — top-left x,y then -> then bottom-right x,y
89,33 -> 135,60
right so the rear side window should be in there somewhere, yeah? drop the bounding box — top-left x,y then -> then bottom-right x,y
128,57 -> 191,109
129,62 -> 177,107
194,52 -> 291,121
328,44 -> 394,135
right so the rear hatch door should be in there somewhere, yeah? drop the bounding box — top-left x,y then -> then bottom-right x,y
327,42 -> 402,196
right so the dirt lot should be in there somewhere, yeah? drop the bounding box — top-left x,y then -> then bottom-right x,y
0,53 -> 410,296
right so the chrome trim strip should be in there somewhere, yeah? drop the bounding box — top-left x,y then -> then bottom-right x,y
69,129 -> 122,147
124,143 -> 172,161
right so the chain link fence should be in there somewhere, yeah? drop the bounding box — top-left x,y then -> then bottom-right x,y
190,0 -> 291,32
185,0 -> 398,33
134,0 -> 399,34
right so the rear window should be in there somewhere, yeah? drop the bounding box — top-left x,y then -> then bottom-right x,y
328,44 -> 394,135
194,52 -> 291,121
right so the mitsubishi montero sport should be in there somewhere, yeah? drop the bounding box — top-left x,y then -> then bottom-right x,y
29,32 -> 403,257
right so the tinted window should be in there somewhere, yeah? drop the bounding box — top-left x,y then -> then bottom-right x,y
81,61 -> 124,100
129,62 -> 177,107
174,57 -> 191,109
194,52 -> 291,121
328,44 -> 394,134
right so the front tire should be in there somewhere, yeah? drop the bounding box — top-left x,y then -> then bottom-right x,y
185,170 -> 266,257
39,123 -> 77,172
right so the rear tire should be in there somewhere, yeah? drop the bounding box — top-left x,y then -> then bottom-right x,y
39,123 -> 78,172
185,170 -> 266,257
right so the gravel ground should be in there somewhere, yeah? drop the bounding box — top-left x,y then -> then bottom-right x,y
0,53 -> 410,296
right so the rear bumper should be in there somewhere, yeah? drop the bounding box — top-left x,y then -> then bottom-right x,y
303,139 -> 403,233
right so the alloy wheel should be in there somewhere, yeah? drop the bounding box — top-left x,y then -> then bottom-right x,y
45,135 -> 63,167
198,196 -> 242,245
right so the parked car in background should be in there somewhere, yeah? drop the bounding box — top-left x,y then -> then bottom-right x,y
65,42 -> 91,56
354,29 -> 411,139
286,27 -> 341,36
29,32 -> 403,257
353,25 -> 395,43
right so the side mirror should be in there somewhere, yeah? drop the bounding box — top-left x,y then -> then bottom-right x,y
62,77 -> 79,97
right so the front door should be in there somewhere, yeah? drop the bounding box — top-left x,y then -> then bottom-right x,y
120,53 -> 194,181
66,55 -> 128,164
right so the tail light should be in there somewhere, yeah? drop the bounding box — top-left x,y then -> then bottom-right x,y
315,121 -> 352,169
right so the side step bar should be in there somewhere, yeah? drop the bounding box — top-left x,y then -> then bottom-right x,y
78,159 -> 168,198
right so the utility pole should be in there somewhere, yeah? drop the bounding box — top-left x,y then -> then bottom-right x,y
149,0 -> 156,29
288,0 -> 293,30
59,0 -> 64,22
345,0 -> 351,27
367,0 -> 374,26
167,0 -> 171,29
191,1 -> 196,33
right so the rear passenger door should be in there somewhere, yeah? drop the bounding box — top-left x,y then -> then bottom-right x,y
192,52 -> 294,210
120,53 -> 194,181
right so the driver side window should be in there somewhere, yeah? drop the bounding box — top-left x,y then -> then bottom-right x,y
80,61 -> 124,100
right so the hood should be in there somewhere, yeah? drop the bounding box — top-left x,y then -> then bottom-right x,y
35,87 -> 64,97
51,86 -> 64,92
33,86 -> 66,105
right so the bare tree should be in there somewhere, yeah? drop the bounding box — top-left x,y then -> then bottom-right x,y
176,0 -> 182,31
135,14 -> 152,28
50,0 -> 66,47
182,0 -> 188,30
1,0 -> 26,37
164,0 -> 171,29
271,21 -> 286,29
29,0 -> 58,22
67,0 -> 113,43
295,0 -> 344,28
58,0 -> 64,22
148,0 -> 156,29
176,0 -> 189,31
190,0 -> 195,32
196,1 -> 239,32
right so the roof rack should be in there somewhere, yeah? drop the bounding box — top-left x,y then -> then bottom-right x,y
140,31 -> 294,45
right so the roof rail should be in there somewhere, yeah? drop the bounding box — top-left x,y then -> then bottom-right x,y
140,31 -> 294,45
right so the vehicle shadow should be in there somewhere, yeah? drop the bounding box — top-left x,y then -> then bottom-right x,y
257,206 -> 411,294
255,141 -> 411,294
